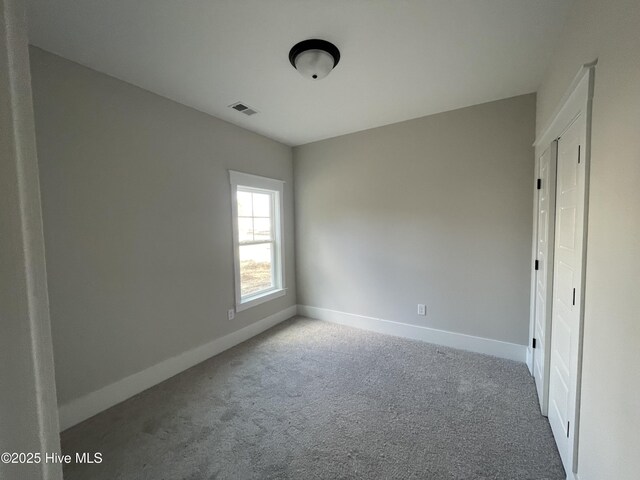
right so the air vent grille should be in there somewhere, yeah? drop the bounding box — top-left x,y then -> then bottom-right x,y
229,102 -> 259,116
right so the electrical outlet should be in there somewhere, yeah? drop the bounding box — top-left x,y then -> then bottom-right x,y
417,304 -> 426,316
227,308 -> 235,321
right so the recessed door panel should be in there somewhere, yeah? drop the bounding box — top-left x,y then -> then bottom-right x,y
552,311 -> 572,375
558,206 -> 577,250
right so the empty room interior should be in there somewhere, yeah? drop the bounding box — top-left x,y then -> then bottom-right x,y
2,0 -> 639,479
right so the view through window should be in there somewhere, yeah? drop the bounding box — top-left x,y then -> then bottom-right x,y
237,188 -> 275,297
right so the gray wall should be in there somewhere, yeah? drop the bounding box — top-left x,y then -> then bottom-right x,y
294,94 -> 536,346
537,0 -> 640,478
30,48 -> 296,407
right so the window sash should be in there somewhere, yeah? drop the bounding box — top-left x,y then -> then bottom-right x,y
238,242 -> 276,299
239,239 -> 274,247
238,239 -> 277,300
237,187 -> 276,244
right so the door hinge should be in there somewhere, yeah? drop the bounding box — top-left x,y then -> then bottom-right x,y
567,421 -> 570,437
536,178 -> 542,190
578,145 -> 581,164
532,338 -> 536,349
534,260 -> 539,271
572,288 -> 576,306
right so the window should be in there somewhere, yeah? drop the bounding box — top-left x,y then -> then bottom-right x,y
230,171 -> 285,311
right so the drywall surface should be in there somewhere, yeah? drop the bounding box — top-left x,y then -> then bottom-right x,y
0,4 -> 61,479
294,94 -> 536,346
536,1 -> 640,478
30,48 -> 296,407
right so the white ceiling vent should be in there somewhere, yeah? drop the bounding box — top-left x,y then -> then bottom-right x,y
229,102 -> 259,116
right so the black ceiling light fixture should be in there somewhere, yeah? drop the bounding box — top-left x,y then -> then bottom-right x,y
288,39 -> 340,80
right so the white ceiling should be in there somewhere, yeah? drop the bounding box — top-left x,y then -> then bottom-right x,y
27,0 -> 572,146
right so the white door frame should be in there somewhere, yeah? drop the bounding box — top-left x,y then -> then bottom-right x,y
0,1 -> 62,479
529,61 -> 596,479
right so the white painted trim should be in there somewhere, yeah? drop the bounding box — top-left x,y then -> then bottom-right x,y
566,471 -> 580,480
58,305 -> 297,431
534,60 -> 597,148
235,287 -> 286,312
527,148 -> 541,377
298,305 -> 527,363
1,1 -> 63,477
229,170 -> 285,189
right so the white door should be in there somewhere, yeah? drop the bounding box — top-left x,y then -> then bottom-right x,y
532,144 -> 556,413
547,113 -> 587,470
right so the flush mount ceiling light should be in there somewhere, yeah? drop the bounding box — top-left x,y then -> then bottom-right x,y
288,39 -> 340,80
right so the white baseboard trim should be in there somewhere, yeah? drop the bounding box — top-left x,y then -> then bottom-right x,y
297,305 -> 527,363
58,305 -> 297,431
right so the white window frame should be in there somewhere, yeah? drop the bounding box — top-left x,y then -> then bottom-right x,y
229,170 -> 285,312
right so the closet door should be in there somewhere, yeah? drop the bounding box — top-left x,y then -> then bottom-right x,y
547,113 -> 587,469
532,142 -> 556,413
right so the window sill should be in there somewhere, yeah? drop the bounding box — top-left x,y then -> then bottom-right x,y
236,288 -> 286,312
